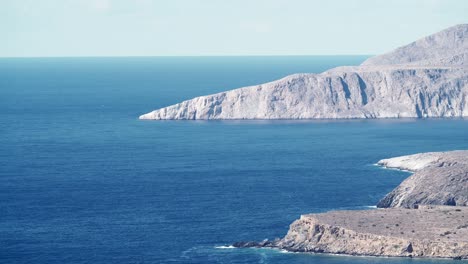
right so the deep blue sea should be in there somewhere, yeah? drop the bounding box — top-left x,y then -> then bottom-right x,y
1,56 -> 468,264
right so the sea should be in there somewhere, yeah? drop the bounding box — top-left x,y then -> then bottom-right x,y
1,56 -> 467,264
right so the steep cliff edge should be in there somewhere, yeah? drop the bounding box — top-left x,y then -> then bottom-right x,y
274,206 -> 468,259
377,150 -> 468,208
140,68 -> 468,120
140,24 -> 468,120
234,206 -> 468,259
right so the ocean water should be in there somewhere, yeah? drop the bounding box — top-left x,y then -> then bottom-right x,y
1,56 -> 468,264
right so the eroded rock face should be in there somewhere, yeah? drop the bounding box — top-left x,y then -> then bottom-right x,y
233,206 -> 468,259
140,68 -> 468,120
276,206 -> 468,259
377,150 -> 468,208
140,24 -> 468,120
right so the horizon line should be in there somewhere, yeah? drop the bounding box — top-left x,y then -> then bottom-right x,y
0,54 -> 374,59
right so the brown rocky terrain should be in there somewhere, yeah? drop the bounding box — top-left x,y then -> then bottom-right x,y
276,206 -> 468,259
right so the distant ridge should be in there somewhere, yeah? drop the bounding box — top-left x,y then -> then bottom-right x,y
362,24 -> 468,66
140,24 -> 468,120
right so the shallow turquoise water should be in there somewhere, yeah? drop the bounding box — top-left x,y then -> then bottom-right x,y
1,56 -> 467,263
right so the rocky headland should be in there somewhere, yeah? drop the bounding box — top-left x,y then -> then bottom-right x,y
377,151 -> 468,208
233,150 -> 468,259
140,24 -> 468,120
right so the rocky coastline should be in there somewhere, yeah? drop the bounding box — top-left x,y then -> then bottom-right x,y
232,150 -> 468,260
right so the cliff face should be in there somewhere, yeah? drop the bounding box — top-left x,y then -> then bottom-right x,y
140,24 -> 468,120
279,215 -> 415,257
140,67 -> 468,120
276,206 -> 468,259
377,150 -> 468,208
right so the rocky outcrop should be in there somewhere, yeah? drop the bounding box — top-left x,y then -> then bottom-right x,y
233,206 -> 468,259
232,151 -> 468,259
140,24 -> 468,120
377,150 -> 468,208
275,206 -> 468,259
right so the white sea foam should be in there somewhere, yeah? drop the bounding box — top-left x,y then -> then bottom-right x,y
378,165 -> 413,173
215,245 -> 235,249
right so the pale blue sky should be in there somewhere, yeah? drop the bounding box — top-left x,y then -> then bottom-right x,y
1,0 -> 467,57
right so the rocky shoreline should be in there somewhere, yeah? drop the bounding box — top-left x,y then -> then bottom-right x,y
377,151 -> 468,208
232,150 -> 468,260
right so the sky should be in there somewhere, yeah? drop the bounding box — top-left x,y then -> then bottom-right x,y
1,0 -> 467,57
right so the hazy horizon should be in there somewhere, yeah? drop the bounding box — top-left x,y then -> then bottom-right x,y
0,54 -> 373,58
2,0 -> 467,57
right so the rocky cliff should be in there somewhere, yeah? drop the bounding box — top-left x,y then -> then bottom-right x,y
140,24 -> 468,120
377,150 -> 468,208
272,206 -> 468,259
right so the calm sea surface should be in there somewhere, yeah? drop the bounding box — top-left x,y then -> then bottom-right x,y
1,56 -> 467,264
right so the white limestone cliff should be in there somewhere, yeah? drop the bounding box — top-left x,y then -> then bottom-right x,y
140,24 -> 468,120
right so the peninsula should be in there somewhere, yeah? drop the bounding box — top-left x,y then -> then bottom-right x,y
233,150 -> 468,259
140,24 -> 468,120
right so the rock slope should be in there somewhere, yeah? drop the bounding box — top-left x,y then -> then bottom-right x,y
361,24 -> 468,67
233,151 -> 468,259
377,150 -> 468,208
140,24 -> 468,120
270,206 -> 468,259
234,206 -> 468,259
